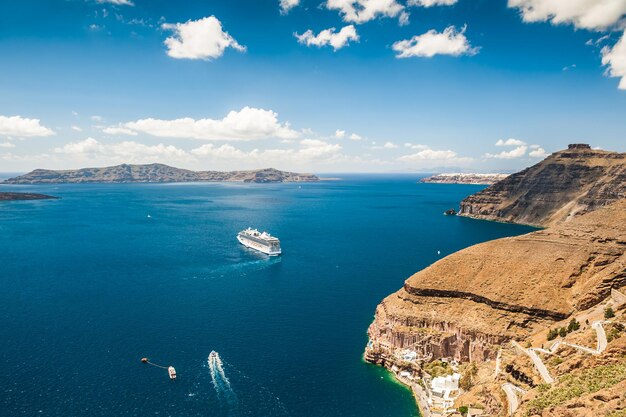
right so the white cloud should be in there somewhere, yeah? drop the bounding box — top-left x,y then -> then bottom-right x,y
335,129 -> 346,138
495,138 -> 526,146
96,0 -> 134,5
602,30 -> 626,89
54,137 -> 188,163
0,142 -> 15,148
0,115 -> 55,137
162,16 -> 245,60
71,126 -> 83,132
392,25 -> 478,58
400,148 -> 458,160
280,0 -> 300,14
484,145 -> 528,159
102,125 -> 139,136
507,0 -> 626,31
349,133 -> 362,140
325,0 -> 409,25
409,0 -> 457,6
191,139 -> 343,164
91,115 -> 104,122
123,107 -> 299,141
529,146 -> 549,158
295,25 -> 359,50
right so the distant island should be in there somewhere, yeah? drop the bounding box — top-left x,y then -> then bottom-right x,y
0,192 -> 58,201
420,173 -> 509,185
3,164 -> 320,184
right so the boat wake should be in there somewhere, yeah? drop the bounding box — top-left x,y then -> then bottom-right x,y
208,351 -> 239,415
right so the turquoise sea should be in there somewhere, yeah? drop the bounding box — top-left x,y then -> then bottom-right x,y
0,175 -> 535,417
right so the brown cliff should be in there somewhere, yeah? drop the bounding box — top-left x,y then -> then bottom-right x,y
458,144 -> 626,227
366,200 -> 626,366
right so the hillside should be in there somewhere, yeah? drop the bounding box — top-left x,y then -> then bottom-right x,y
3,164 -> 319,184
365,199 -> 626,416
458,144 -> 626,227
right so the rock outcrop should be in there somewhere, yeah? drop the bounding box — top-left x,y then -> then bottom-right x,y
0,192 -> 58,201
366,200 -> 626,366
3,164 -> 319,184
458,144 -> 626,227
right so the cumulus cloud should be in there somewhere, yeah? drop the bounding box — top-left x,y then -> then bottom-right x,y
409,0 -> 457,6
295,25 -> 359,50
280,0 -> 300,14
191,139 -> 343,164
0,142 -> 15,148
54,137 -> 188,163
71,125 -> 83,132
398,145 -> 472,167
123,107 -> 299,141
529,145 -> 549,158
0,115 -> 55,137
325,0 -> 409,25
484,145 -> 528,159
495,138 -> 526,146
335,129 -> 346,138
96,0 -> 134,5
162,16 -> 245,60
349,133 -> 362,140
102,125 -> 139,136
507,0 -> 626,31
392,25 -> 478,58
602,30 -> 626,89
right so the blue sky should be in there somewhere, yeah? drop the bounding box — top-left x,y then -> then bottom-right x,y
0,0 -> 625,173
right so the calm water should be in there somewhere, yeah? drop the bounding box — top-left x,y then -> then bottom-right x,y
0,176 -> 535,417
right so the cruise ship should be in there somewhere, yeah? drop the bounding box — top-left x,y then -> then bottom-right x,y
237,228 -> 282,256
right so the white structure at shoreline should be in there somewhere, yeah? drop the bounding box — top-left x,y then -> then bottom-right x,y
428,373 -> 461,415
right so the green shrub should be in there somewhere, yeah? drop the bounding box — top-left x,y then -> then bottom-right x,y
458,405 -> 469,416
567,319 -> 580,332
558,327 -> 567,337
547,328 -> 558,340
605,307 -> 616,319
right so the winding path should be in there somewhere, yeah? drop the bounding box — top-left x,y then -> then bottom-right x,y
512,321 -> 610,385
502,383 -> 526,416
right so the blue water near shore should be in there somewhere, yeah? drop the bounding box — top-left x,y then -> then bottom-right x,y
0,176 -> 535,417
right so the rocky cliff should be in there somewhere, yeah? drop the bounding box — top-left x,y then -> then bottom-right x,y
458,144 -> 626,227
365,199 -> 626,365
3,164 -> 319,184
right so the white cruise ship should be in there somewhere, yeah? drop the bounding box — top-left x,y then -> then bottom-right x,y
237,228 -> 282,256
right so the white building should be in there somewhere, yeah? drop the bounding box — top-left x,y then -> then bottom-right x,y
428,373 -> 461,415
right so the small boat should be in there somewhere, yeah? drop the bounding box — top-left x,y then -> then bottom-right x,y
168,366 -> 177,380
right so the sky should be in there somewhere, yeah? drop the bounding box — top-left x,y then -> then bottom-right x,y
0,0 -> 625,173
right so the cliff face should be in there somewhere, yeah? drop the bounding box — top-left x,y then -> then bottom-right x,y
366,200 -> 626,365
3,164 -> 319,184
458,144 -> 626,227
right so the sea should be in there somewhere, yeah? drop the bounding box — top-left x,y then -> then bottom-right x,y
0,175 -> 535,417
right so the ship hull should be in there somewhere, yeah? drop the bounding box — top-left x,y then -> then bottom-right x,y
237,235 -> 282,256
